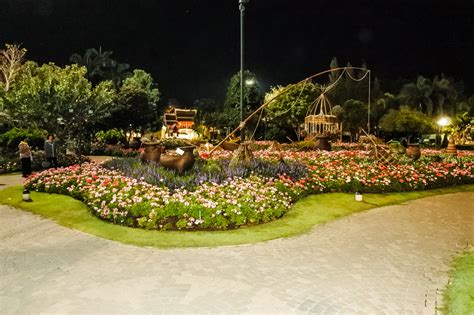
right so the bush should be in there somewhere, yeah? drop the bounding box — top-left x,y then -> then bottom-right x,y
156,138 -> 191,149
0,150 -> 91,174
0,127 -> 48,150
95,129 -> 126,145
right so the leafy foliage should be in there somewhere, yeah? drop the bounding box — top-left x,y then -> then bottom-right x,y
264,81 -> 319,140
341,99 -> 368,137
111,69 -> 160,130
1,62 -> 117,143
69,47 -> 130,87
380,106 -> 435,134
222,70 -> 261,127
0,127 -> 47,150
446,112 -> 472,145
95,128 -> 126,145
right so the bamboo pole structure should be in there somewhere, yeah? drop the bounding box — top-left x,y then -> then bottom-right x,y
210,66 -> 370,155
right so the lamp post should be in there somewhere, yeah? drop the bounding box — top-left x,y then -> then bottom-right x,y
239,0 -> 250,142
436,117 -> 450,148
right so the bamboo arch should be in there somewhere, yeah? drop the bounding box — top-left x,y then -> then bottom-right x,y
210,66 -> 371,155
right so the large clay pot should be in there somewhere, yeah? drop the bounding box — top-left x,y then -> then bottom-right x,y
315,135 -> 331,151
159,146 -> 195,174
406,144 -> 421,160
221,141 -> 240,151
140,144 -> 165,163
446,138 -> 458,156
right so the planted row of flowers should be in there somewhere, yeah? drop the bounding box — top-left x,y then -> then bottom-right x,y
24,163 -> 292,230
24,148 -> 473,231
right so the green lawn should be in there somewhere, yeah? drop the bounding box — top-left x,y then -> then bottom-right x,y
443,251 -> 474,314
1,184 -> 473,248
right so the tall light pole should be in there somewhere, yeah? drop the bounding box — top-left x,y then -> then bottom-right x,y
239,0 -> 249,142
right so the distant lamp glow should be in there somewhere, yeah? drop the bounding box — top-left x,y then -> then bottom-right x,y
245,78 -> 255,86
437,117 -> 450,127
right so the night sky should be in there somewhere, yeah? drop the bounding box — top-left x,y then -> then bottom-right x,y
1,0 -> 473,105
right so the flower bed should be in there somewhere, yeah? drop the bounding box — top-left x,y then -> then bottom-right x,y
0,150 -> 90,174
25,164 -> 291,230
24,146 -> 474,231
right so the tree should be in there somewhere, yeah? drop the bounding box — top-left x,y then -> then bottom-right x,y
69,47 -> 130,87
264,81 -> 319,141
2,61 -> 117,145
327,57 -> 370,106
399,76 -> 434,114
193,98 -> 219,125
0,44 -> 27,92
371,93 -> 400,131
222,70 -> 261,127
447,112 -> 472,145
431,75 -> 458,116
341,99 -> 368,141
379,106 -> 435,136
112,69 -> 160,130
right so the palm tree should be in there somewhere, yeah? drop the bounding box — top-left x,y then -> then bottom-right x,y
102,59 -> 130,88
431,75 -> 458,116
70,48 -> 131,88
69,47 -> 113,83
399,76 -> 433,115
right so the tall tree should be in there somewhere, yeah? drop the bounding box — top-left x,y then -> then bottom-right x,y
0,44 -> 27,93
112,69 -> 160,130
341,99 -> 368,141
222,70 -> 261,127
431,75 -> 458,116
399,76 -> 434,114
69,47 -> 130,87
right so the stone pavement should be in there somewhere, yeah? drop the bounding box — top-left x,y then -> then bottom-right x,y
0,172 -> 473,314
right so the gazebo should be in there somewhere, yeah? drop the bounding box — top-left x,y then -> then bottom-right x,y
304,86 -> 340,137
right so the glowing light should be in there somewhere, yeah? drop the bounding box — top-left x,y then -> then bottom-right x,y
437,117 -> 450,127
245,78 -> 255,86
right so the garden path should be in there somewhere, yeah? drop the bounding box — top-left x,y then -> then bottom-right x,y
1,175 -> 473,314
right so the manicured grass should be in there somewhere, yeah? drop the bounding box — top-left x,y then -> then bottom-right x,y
1,185 -> 473,248
443,251 -> 474,314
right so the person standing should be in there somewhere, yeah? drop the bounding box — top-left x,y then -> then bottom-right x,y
44,134 -> 59,168
18,137 -> 32,177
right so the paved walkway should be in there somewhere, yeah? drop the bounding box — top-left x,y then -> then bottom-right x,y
0,172 -> 473,314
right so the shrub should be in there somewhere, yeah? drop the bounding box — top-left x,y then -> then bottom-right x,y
0,127 -> 48,150
156,138 -> 191,149
95,129 -> 126,145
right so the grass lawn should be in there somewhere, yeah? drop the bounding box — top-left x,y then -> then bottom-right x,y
443,251 -> 474,314
1,184 -> 473,248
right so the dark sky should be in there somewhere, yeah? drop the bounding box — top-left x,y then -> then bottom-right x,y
1,0 -> 473,105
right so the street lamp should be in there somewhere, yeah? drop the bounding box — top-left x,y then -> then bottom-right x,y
239,0 -> 250,142
437,117 -> 450,128
436,116 -> 450,148
245,78 -> 255,86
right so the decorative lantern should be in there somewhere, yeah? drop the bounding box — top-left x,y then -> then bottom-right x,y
22,188 -> 32,202
304,86 -> 341,137
355,192 -> 363,201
